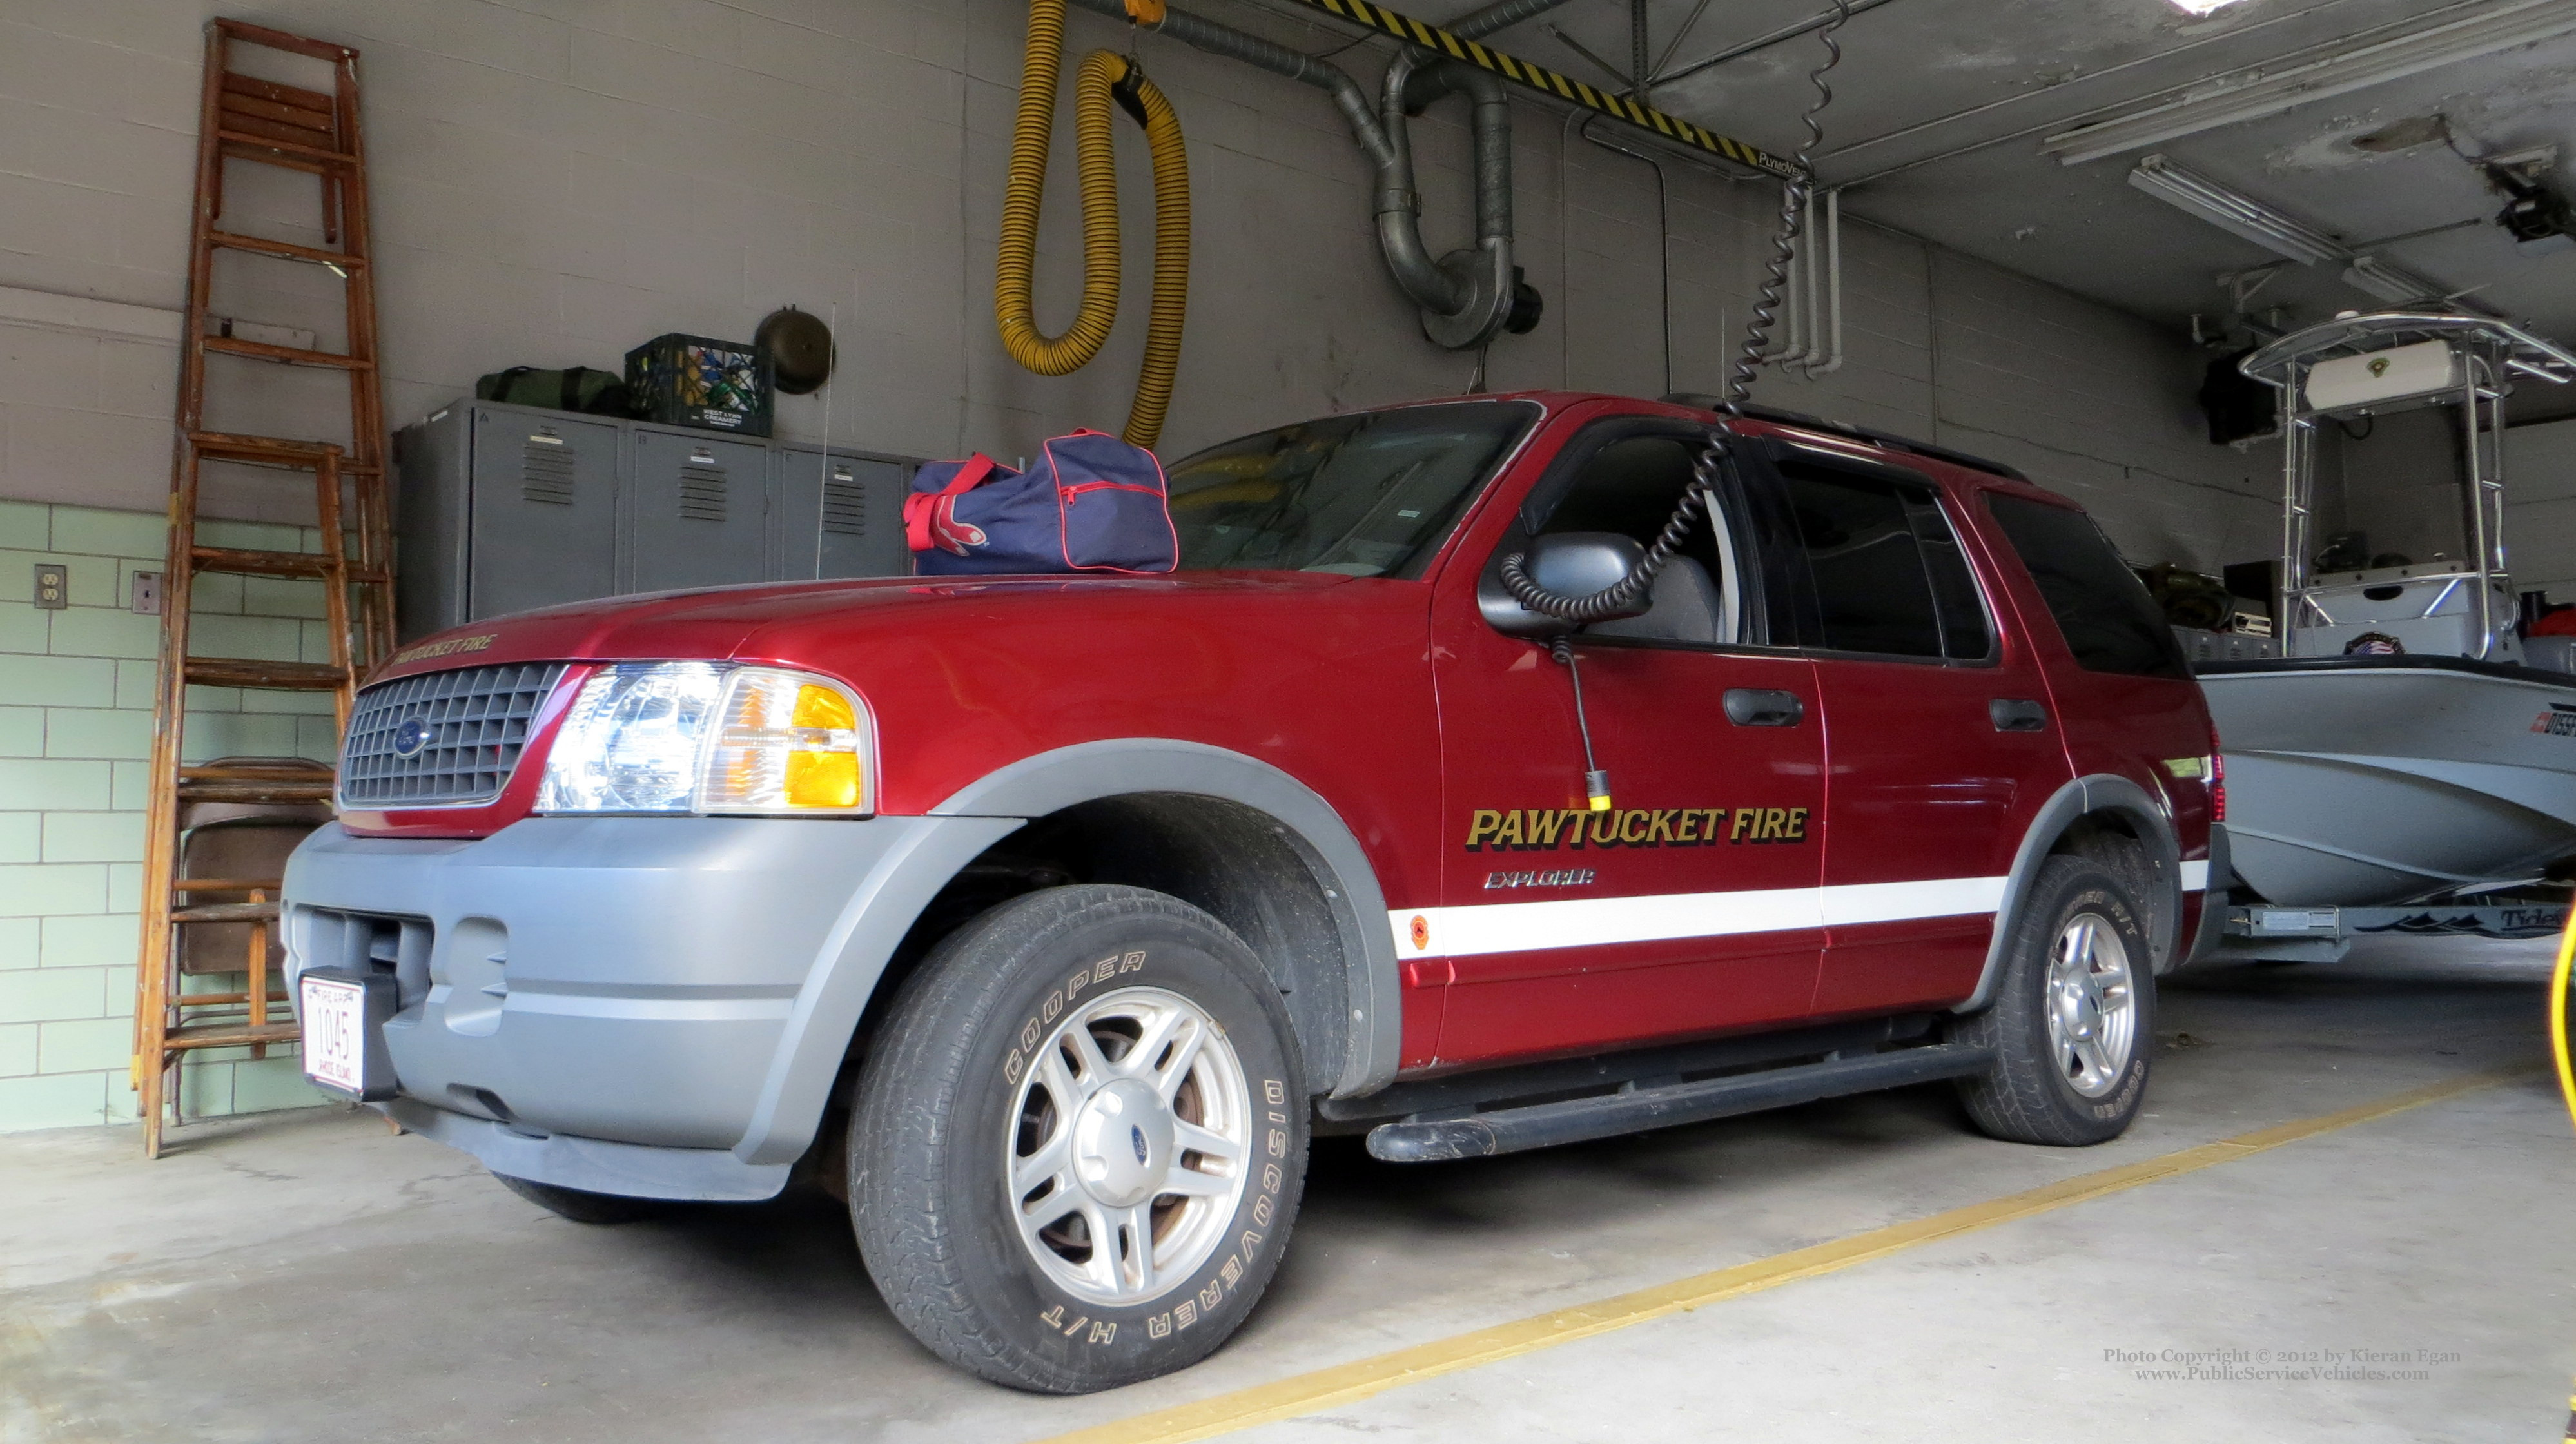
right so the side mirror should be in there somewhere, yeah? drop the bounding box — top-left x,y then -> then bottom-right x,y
1479,531 -> 1650,637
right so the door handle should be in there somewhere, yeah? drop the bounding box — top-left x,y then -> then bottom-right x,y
1990,698 -> 2049,733
1724,688 -> 1805,727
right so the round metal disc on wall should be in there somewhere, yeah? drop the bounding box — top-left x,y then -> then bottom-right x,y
757,306 -> 834,395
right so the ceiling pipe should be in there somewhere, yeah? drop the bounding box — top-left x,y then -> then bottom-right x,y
1441,0 -> 1579,41
1655,0 -> 1905,90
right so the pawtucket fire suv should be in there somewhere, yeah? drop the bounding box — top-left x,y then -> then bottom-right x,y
285,393 -> 2220,1393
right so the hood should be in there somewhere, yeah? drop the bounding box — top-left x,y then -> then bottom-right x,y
367,571 -> 1361,684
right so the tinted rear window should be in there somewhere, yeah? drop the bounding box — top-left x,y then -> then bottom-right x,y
1782,463 -> 1992,661
1984,493 -> 2189,679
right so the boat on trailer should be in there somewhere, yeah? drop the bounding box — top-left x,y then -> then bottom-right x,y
2192,313 -> 2576,954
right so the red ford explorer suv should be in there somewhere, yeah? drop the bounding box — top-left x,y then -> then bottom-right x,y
286,393 -> 2221,1392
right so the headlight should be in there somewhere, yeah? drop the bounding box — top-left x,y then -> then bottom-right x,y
536,663 -> 872,815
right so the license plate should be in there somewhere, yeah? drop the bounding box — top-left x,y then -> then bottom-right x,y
300,974 -> 369,1095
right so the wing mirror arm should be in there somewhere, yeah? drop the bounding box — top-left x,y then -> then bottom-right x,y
1479,532 -> 1653,638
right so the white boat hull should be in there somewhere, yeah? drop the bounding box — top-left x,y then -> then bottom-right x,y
2198,661 -> 2576,905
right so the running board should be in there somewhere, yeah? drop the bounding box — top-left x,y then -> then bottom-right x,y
1363,1043 -> 1997,1163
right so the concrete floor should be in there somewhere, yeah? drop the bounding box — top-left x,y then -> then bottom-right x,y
5,935 -> 2571,1444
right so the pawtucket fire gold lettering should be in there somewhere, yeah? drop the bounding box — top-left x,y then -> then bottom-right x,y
1462,806 -> 1807,850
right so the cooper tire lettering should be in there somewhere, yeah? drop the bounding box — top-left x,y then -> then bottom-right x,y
850,886 -> 1309,1392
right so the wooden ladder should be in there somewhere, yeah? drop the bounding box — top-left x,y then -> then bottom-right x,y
135,19 -> 394,1156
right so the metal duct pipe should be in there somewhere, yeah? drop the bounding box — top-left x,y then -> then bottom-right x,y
1067,0 -> 1395,170
1068,0 -> 1528,349
1444,0 -> 1579,41
1380,47 -> 1528,347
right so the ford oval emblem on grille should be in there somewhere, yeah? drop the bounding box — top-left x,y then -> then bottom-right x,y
391,717 -> 432,759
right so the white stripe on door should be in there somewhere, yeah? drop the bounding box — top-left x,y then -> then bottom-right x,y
1390,875 -> 2009,961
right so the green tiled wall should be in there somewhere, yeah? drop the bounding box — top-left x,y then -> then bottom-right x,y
0,498 -> 341,1131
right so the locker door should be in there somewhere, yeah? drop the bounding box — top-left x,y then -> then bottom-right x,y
467,408 -> 620,621
629,429 -> 769,593
772,449 -> 910,580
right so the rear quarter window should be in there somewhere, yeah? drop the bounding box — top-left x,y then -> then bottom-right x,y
1984,493 -> 2189,680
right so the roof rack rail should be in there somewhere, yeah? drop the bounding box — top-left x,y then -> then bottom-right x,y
1659,393 -> 2031,484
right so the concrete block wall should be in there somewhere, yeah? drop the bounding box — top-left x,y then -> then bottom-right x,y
0,0 -> 2324,1133
0,498 -> 337,1131
0,0 -> 2283,556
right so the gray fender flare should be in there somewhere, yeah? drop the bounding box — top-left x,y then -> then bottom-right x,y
932,739 -> 1403,1101
731,740 -> 1403,1166
1956,774 -> 2185,1014
734,813 -> 1026,1166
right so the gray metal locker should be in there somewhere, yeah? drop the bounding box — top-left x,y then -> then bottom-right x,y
772,447 -> 912,580
471,410 -> 621,620
393,398 -> 924,639
626,427 -> 769,594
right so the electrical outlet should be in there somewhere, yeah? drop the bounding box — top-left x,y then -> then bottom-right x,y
132,571 -> 164,615
33,563 -> 66,610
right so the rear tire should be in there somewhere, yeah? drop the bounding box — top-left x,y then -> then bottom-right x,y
850,884 -> 1309,1393
1953,854 -> 2156,1146
494,1173 -> 668,1224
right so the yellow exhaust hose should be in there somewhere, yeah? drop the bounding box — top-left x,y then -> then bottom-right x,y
996,0 -> 1191,449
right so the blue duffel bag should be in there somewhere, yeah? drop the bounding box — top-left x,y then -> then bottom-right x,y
903,429 -> 1178,576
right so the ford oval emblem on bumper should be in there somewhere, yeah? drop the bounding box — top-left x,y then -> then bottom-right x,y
391,717 -> 432,759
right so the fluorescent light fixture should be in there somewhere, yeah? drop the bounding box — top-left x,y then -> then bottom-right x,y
2341,254 -> 2446,304
2129,155 -> 2347,265
2168,0 -> 2249,14
2047,0 -> 2576,164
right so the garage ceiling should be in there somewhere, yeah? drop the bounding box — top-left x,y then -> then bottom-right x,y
1458,0 -> 2576,347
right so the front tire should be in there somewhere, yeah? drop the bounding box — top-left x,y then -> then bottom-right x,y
850,884 -> 1309,1393
1953,854 -> 2156,1146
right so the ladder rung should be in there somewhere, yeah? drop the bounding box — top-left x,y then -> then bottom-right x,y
193,546 -> 336,579
179,761 -> 334,781
217,131 -> 357,169
214,19 -> 358,64
176,781 -> 335,805
220,109 -> 337,151
188,429 -> 343,465
182,657 -> 348,690
173,877 -> 286,892
162,1021 -> 300,1053
220,70 -> 338,113
174,900 -> 280,924
173,990 -> 292,1008
200,334 -> 372,371
206,229 -> 364,269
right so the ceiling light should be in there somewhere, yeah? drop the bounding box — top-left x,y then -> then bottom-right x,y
2047,0 -> 2576,164
2128,155 -> 2347,265
2167,0 -> 2249,14
2340,255 -> 2447,304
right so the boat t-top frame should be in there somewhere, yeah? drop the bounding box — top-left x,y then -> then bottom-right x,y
2240,313 -> 2576,660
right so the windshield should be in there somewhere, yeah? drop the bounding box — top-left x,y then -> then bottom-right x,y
1166,400 -> 1541,576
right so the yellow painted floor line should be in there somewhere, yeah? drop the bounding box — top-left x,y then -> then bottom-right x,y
1034,1068 -> 2526,1444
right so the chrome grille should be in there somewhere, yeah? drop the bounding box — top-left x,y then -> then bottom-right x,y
338,662 -> 568,807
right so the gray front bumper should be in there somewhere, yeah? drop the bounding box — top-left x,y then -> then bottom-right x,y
284,814 -> 1020,1199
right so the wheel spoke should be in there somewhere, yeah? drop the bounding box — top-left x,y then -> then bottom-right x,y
1123,1005 -> 1194,1082
1034,1042 -> 1086,1115
1017,1170 -> 1084,1241
1011,1127 -> 1073,1198
1062,1020 -> 1116,1085
1173,1118 -> 1242,1164
1076,1202 -> 1122,1293
1152,1022 -> 1210,1104
1110,1201 -> 1156,1294
2069,1035 -> 2109,1084
1160,1163 -> 1233,1198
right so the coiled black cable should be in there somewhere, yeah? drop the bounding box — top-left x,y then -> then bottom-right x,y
1502,0 -> 1852,623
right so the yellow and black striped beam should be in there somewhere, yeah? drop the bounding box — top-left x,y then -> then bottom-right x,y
1287,0 -> 1799,179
